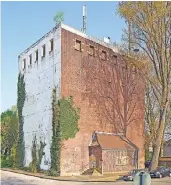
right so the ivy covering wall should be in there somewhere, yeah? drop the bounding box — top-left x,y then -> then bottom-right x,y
50,88 -> 80,176
59,96 -> 80,140
29,135 -> 38,172
16,73 -> 26,168
38,140 -> 46,169
50,88 -> 61,176
29,135 -> 46,172
15,77 -> 80,174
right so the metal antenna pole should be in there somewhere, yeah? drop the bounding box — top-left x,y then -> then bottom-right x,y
83,5 -> 87,33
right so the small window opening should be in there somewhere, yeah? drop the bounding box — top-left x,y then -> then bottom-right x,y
113,55 -> 117,64
23,59 -> 26,70
75,39 -> 82,51
89,45 -> 95,56
50,39 -> 54,52
29,54 -> 32,65
42,45 -> 46,57
35,50 -> 38,61
101,50 -> 107,60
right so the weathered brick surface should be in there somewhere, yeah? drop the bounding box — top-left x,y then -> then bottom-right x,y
102,150 -> 135,173
60,28 -> 145,175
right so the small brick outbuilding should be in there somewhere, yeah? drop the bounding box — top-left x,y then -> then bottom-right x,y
89,131 -> 139,174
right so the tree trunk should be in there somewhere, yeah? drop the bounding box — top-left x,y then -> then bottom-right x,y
160,139 -> 164,157
150,109 -> 167,171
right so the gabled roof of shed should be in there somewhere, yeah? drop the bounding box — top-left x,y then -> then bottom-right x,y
89,131 -> 138,150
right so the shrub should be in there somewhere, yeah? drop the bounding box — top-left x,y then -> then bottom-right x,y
0,155 -> 13,168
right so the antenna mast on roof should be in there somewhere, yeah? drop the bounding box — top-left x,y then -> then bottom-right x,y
83,5 -> 87,33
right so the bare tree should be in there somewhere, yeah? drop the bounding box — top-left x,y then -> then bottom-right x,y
82,49 -> 144,137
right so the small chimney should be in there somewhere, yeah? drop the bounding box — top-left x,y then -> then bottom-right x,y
104,37 -> 110,44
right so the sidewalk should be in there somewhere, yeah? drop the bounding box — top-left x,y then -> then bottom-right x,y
1,168 -> 120,182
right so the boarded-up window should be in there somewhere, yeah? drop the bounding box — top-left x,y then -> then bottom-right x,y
50,39 -> 54,52
116,150 -> 129,166
75,40 -> 81,51
35,50 -> 38,61
42,45 -> 46,57
29,54 -> 32,65
101,50 -> 107,60
89,45 -> 95,56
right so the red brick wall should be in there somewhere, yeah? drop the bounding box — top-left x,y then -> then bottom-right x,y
102,150 -> 136,173
60,28 -> 145,175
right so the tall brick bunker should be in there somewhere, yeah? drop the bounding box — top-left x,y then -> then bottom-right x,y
18,23 -> 145,176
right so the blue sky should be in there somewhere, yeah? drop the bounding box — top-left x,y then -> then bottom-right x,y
1,1 -> 126,112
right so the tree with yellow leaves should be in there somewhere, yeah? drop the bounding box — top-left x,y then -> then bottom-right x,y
118,1 -> 171,170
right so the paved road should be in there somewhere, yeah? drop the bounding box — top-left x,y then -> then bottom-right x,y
116,178 -> 171,185
1,170 -> 86,185
1,170 -> 171,185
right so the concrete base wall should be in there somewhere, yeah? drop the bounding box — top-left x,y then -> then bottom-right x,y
19,27 -> 61,170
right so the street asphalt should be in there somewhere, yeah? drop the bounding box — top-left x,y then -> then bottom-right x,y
1,170 -> 171,185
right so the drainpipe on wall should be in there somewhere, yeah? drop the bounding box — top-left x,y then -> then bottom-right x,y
101,159 -> 103,175
137,149 -> 139,169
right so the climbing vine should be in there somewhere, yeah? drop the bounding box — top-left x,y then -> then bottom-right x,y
50,88 -> 80,176
29,135 -> 38,172
16,73 -> 26,168
50,88 -> 61,176
29,135 -> 46,172
38,140 -> 46,170
58,96 -> 80,140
